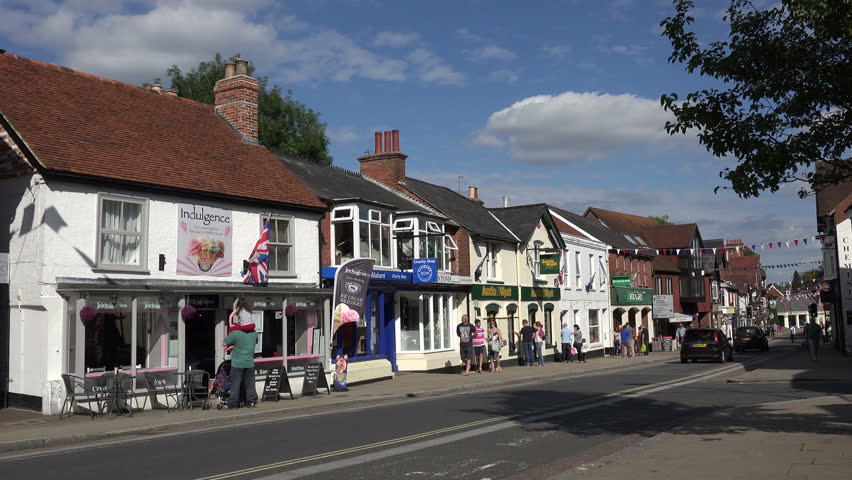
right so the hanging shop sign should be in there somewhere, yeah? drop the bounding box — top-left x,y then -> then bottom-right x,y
652,295 -> 674,318
472,284 -> 518,300
176,203 -> 233,277
539,254 -> 560,275
611,286 -> 652,305
612,275 -> 631,287
88,296 -> 131,312
521,286 -> 561,301
412,257 -> 438,284
187,294 -> 219,309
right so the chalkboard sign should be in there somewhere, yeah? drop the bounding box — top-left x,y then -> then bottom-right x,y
662,337 -> 673,352
301,362 -> 330,397
261,366 -> 294,401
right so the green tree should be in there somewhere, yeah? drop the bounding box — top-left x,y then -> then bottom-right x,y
800,267 -> 823,284
648,215 -> 673,225
659,0 -> 852,198
792,270 -> 801,285
165,54 -> 332,165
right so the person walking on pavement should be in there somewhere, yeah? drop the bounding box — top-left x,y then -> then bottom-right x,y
722,320 -> 733,347
515,320 -> 535,368
457,314 -> 476,376
473,319 -> 486,373
488,320 -> 503,373
533,321 -> 545,366
572,324 -> 584,363
635,326 -> 644,356
223,323 -> 259,409
561,323 -> 573,363
676,324 -> 686,350
621,323 -> 634,358
640,324 -> 650,355
790,324 -> 797,344
613,325 -> 622,357
805,317 -> 822,361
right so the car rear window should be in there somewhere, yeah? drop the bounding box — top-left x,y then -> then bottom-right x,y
684,330 -> 716,341
737,327 -> 759,336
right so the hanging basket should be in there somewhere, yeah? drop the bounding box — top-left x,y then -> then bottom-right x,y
79,305 -> 98,323
181,304 -> 197,321
285,304 -> 298,317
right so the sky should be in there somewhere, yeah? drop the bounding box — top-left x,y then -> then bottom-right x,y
0,0 -> 826,282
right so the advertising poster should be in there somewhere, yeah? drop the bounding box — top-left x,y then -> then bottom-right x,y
176,203 -> 233,276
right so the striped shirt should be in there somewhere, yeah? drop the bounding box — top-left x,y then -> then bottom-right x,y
473,327 -> 486,347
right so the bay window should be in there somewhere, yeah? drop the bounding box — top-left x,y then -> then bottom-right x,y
332,207 -> 354,265
393,218 -> 414,270
97,194 -> 147,271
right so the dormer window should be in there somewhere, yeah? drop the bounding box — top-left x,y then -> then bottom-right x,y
331,206 -> 391,266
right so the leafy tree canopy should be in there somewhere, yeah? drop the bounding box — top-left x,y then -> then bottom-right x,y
660,0 -> 852,198
165,53 -> 332,165
792,270 -> 802,284
648,215 -> 673,225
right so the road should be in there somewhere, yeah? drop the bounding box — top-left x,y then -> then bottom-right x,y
2,343 -> 849,480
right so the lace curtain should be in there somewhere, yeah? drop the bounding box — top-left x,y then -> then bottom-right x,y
100,199 -> 141,265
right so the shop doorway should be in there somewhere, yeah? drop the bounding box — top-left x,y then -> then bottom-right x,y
185,309 -> 217,374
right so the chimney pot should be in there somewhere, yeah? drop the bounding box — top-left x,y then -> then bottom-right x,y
164,88 -> 178,97
468,186 -> 478,199
374,132 -> 383,153
150,83 -> 162,93
503,196 -> 510,207
235,58 -> 248,76
224,62 -> 236,79
392,129 -> 400,152
383,131 -> 392,153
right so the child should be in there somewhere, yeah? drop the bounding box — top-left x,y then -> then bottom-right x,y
225,297 -> 255,354
580,338 -> 588,363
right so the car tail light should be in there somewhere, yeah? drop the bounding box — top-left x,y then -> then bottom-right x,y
714,331 -> 720,345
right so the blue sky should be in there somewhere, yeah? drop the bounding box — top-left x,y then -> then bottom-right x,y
0,0 -> 824,282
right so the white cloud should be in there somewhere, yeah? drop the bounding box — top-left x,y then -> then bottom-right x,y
543,44 -> 572,58
488,69 -> 520,84
407,47 -> 464,85
373,31 -> 420,48
475,91 -> 689,164
456,27 -> 483,42
465,45 -> 516,62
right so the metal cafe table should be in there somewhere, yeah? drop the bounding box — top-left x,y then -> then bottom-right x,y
173,369 -> 211,411
100,371 -> 134,417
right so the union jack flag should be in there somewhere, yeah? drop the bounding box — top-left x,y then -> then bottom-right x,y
243,218 -> 270,284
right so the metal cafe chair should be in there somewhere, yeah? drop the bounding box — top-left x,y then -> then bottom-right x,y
59,374 -> 103,420
143,371 -> 181,413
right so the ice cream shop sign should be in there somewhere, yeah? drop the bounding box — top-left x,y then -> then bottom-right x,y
177,203 -> 233,276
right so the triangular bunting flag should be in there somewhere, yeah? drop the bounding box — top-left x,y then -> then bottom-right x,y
712,248 -> 717,254
794,239 -> 799,246
785,242 -> 790,248
776,242 -> 782,248
802,238 -> 808,245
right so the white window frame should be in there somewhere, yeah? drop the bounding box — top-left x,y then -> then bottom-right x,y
331,206 -> 356,266
598,255 -> 605,289
574,251 -> 581,289
533,241 -> 545,281
266,216 -> 294,276
485,242 -> 499,281
359,208 -> 393,267
96,193 -> 148,272
588,253 -> 595,287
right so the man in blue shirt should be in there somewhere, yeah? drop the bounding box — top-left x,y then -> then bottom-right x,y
560,323 -> 573,363
620,323 -> 635,358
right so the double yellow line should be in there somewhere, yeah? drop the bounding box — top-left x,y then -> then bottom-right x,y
197,363 -> 736,480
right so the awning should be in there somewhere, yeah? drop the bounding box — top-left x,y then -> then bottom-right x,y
668,313 -> 694,323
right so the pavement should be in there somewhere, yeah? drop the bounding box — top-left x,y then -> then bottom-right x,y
553,341 -> 852,480
0,350 -> 674,455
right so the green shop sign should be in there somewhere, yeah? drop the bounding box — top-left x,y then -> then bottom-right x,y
472,284 -> 519,300
521,287 -> 561,301
612,275 -> 631,287
539,254 -> 560,275
611,287 -> 653,305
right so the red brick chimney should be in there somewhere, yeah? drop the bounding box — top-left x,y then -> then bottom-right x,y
214,58 -> 259,143
359,130 -> 407,189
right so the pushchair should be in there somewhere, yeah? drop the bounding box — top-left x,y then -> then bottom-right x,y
211,360 -> 231,410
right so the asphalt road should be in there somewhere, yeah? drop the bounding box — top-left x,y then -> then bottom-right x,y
2,343 -> 849,480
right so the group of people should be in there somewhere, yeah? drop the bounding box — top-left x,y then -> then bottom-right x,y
613,323 -> 649,358
457,314 -> 505,375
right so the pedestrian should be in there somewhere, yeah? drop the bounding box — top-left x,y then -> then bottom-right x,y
805,317 -> 822,361
561,323 -> 573,363
473,319 -> 486,373
613,325 -> 621,357
572,324 -> 584,363
457,314 -> 476,376
515,320 -> 535,368
580,338 -> 589,362
676,324 -> 686,350
640,324 -> 650,355
621,323 -> 634,358
222,320 -> 259,409
790,324 -> 797,344
533,321 -> 545,366
635,326 -> 643,355
488,320 -> 503,373
721,320 -> 733,347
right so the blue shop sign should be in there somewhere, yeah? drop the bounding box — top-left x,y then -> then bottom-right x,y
322,266 -> 412,282
412,258 -> 438,284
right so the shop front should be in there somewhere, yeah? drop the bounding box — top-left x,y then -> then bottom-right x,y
60,281 -> 330,404
471,284 -> 520,359
522,287 -> 561,359
611,286 -> 654,338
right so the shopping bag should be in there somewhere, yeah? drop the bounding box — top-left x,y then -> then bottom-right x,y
640,343 -> 647,353
570,347 -> 578,356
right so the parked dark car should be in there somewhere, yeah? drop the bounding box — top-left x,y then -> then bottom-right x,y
680,328 -> 733,363
734,326 -> 769,353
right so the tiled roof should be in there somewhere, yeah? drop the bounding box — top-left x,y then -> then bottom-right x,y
584,207 -> 660,235
279,156 -> 434,215
653,255 -> 680,273
401,177 -> 516,241
549,206 -> 645,251
641,224 -> 698,249
551,216 -> 590,240
815,160 -> 852,218
0,52 -> 323,209
489,204 -> 566,248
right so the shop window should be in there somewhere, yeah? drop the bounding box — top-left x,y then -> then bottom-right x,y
268,217 -> 294,275
97,194 -> 147,271
83,296 -> 134,372
507,305 -> 517,355
400,297 -> 420,351
544,307 -> 554,348
139,296 -> 179,369
423,295 -> 433,351
589,309 -> 600,343
400,294 -> 453,353
443,296 -> 453,349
